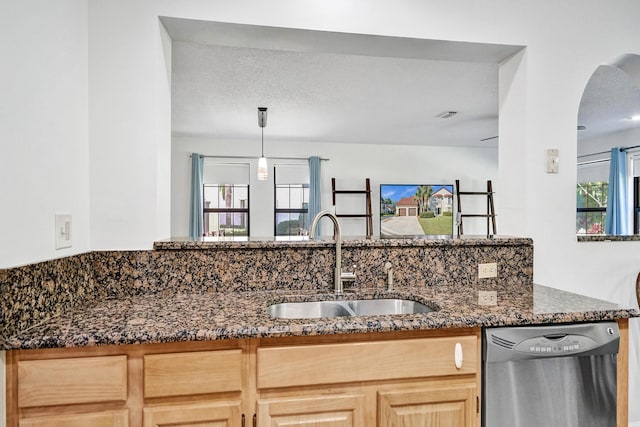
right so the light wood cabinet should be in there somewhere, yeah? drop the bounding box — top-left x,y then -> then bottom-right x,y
10,323 -> 630,427
17,355 -> 127,408
19,409 -> 129,427
378,381 -> 476,427
257,394 -> 366,427
143,401 -> 241,427
256,334 -> 480,427
143,350 -> 243,398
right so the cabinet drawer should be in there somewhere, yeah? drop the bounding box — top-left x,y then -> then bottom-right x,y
143,401 -> 241,427
18,355 -> 127,408
258,336 -> 477,389
144,350 -> 242,398
19,409 -> 129,427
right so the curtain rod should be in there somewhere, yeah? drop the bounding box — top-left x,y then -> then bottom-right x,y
578,159 -> 610,166
578,144 -> 640,158
190,154 -> 329,161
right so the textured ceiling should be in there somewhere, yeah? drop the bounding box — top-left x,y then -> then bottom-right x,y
163,17 -> 524,147
578,63 -> 640,143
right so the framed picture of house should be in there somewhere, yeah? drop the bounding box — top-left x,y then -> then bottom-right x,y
380,184 -> 454,238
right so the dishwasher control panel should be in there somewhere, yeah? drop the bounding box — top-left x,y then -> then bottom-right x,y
514,335 -> 597,355
484,322 -> 620,362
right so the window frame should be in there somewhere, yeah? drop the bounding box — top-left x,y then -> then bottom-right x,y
202,184 -> 250,237
273,166 -> 310,237
576,181 -> 608,235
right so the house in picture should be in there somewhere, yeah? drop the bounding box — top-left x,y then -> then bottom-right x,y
395,196 -> 418,217
429,187 -> 453,215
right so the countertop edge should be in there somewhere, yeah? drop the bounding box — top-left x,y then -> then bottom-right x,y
153,236 -> 534,250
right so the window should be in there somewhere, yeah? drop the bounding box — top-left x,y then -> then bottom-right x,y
203,184 -> 249,237
274,164 -> 310,239
576,152 -> 640,235
576,181 -> 607,235
202,161 -> 250,237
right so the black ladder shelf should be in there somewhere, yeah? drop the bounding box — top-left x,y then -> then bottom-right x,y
331,178 -> 373,238
455,179 -> 497,238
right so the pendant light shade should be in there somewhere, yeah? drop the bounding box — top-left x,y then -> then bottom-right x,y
257,156 -> 268,181
257,107 -> 268,181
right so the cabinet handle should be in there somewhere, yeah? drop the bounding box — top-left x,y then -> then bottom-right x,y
253,413 -> 257,427
454,342 -> 463,369
242,414 -> 245,427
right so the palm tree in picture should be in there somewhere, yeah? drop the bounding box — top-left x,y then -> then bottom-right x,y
414,185 -> 433,215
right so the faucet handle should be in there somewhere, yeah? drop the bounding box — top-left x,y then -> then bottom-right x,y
384,262 -> 394,290
341,271 -> 356,282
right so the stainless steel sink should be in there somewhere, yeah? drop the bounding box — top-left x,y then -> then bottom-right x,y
267,298 -> 436,319
267,301 -> 353,319
348,298 -> 433,316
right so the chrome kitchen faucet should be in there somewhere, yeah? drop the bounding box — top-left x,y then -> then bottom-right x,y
309,210 -> 355,294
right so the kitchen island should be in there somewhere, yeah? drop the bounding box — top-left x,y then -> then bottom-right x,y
1,237 -> 635,426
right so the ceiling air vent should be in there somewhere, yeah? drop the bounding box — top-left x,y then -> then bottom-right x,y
491,334 -> 516,349
437,111 -> 457,119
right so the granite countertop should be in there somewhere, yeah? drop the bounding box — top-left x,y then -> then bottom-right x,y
153,235 -> 533,250
3,283 -> 635,350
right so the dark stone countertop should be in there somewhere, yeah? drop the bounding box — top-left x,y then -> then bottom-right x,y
153,235 -> 534,250
2,283 -> 635,350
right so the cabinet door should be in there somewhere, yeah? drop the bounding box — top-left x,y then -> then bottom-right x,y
257,393 -> 366,427
20,409 -> 128,427
143,401 -> 241,427
378,382 -> 477,427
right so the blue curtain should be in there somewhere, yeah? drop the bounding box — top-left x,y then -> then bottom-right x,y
308,156 -> 322,235
605,147 -> 630,235
189,153 -> 204,239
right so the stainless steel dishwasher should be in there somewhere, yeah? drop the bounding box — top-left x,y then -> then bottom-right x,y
483,322 -> 619,427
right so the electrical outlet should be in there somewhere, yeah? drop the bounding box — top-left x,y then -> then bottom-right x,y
478,290 -> 498,306
478,262 -> 497,279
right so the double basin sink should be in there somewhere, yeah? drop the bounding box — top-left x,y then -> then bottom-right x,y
267,298 -> 436,319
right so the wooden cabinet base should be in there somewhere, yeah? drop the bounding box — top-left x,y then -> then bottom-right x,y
4,324 -> 629,427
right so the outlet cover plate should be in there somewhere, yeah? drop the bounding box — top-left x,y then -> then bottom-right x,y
478,262 -> 497,279
478,290 -> 498,306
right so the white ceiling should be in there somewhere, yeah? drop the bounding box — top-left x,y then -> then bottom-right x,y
162,18 -> 525,147
578,62 -> 640,143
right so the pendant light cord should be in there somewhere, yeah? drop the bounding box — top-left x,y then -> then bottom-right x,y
261,127 -> 264,157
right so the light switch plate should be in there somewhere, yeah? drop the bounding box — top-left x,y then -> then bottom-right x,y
478,262 -> 497,279
545,148 -> 559,173
55,214 -> 72,249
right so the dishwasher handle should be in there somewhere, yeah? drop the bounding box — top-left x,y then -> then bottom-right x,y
543,333 -> 568,340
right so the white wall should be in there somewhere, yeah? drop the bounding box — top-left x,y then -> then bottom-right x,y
172,137 -> 497,237
0,0 -> 89,268
87,2 -> 172,250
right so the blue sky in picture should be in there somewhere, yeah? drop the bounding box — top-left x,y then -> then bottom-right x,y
380,184 -> 453,203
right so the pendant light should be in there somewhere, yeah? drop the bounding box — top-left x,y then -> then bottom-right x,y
257,107 -> 268,181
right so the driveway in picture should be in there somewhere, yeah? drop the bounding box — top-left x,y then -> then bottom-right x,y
381,216 -> 424,236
